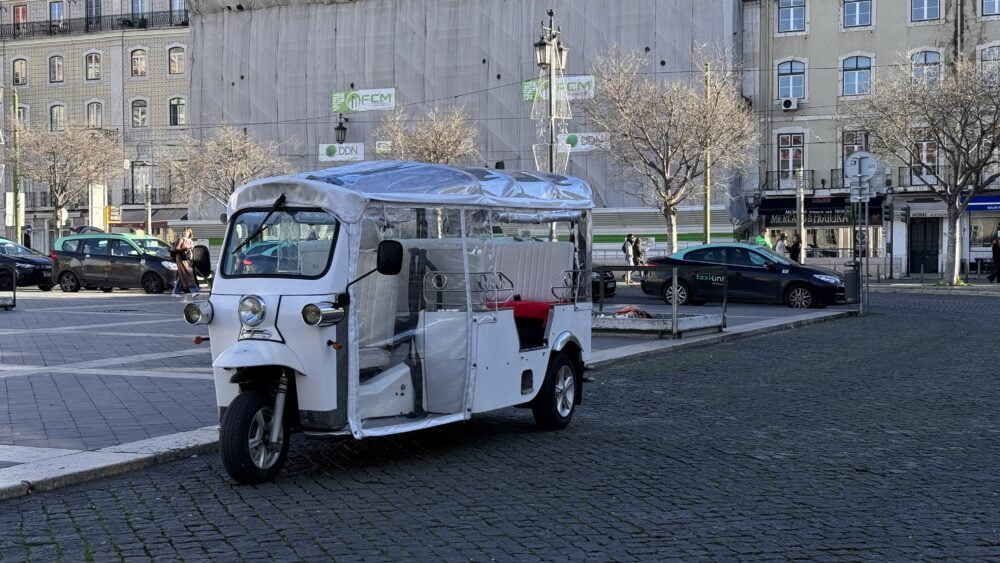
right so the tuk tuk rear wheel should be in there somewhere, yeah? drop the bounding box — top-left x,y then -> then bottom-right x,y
532,352 -> 578,430
221,390 -> 290,484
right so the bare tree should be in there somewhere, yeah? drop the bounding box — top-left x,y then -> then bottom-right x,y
585,48 -> 757,253
844,58 -> 1000,285
15,124 -> 123,238
176,126 -> 291,207
374,106 -> 479,164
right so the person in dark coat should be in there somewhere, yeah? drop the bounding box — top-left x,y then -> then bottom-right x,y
989,236 -> 1000,283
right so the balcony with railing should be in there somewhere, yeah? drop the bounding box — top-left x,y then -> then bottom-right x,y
121,187 -> 180,205
0,10 -> 188,41
761,170 -> 815,193
23,191 -> 83,210
897,166 -> 942,190
830,169 -> 889,192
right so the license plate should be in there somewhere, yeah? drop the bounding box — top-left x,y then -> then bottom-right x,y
42,271 -> 51,278
606,282 -> 615,289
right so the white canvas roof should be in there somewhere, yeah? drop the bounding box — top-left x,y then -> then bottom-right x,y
229,160 -> 594,223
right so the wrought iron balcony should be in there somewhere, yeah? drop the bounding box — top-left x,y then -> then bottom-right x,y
0,10 -> 188,41
897,166 -> 941,189
762,170 -> 815,193
23,191 -> 83,210
830,168 -> 889,191
122,188 -> 179,205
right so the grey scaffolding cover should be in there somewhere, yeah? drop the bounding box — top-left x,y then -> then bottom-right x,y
230,160 -> 594,223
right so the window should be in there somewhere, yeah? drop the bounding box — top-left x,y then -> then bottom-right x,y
778,133 -> 805,177
131,100 -> 148,127
982,46 -> 1000,79
60,239 -> 80,253
843,131 -> 870,164
12,59 -> 27,85
170,0 -> 185,22
911,51 -> 941,84
49,105 -> 65,132
842,56 -> 871,95
48,56 -> 63,83
912,129 -> 939,186
86,102 -> 102,129
844,0 -> 871,27
168,47 -> 185,74
169,98 -> 186,126
13,4 -> 27,33
49,1 -> 64,25
685,248 -> 727,264
85,0 -> 101,24
81,238 -> 110,255
131,164 -> 151,202
130,49 -> 147,77
778,60 -> 806,99
86,53 -> 101,80
912,0 -> 940,21
132,0 -> 147,16
110,240 -> 138,257
726,248 -> 769,267
987,0 -> 1000,15
16,106 -> 29,127
778,0 -> 806,32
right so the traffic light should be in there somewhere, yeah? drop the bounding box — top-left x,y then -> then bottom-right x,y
901,205 -> 911,223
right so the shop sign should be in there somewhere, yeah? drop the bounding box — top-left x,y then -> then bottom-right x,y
374,141 -> 393,156
767,209 -> 851,227
331,88 -> 396,113
557,132 -> 609,153
521,75 -> 596,102
319,143 -> 365,162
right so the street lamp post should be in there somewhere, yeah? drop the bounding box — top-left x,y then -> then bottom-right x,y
534,9 -> 567,241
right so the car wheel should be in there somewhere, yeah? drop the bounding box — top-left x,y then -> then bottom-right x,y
38,285 -> 53,292
532,351 -> 579,430
662,280 -> 692,306
141,273 -> 165,294
59,271 -> 81,293
220,390 -> 290,485
785,284 -> 815,308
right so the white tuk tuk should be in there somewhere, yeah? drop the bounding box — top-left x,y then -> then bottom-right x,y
184,161 -> 594,483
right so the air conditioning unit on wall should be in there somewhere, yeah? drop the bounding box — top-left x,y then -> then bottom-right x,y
780,97 -> 800,111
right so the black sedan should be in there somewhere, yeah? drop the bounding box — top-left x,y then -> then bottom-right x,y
0,238 -> 53,291
640,243 -> 845,308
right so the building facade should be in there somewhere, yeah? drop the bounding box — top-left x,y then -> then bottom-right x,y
742,0 -> 1000,276
0,0 -> 190,250
187,0 -> 745,246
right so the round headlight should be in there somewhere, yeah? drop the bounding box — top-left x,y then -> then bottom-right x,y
238,295 -> 265,327
184,301 -> 213,325
302,303 -> 323,326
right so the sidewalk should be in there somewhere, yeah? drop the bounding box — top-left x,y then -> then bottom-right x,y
0,291 -> 853,500
869,279 -> 1000,297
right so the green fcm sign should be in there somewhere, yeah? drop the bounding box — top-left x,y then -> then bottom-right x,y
331,88 -> 397,113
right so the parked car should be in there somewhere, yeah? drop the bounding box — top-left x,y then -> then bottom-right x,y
640,243 -> 845,308
0,238 -> 53,291
592,269 -> 616,300
51,233 -> 178,293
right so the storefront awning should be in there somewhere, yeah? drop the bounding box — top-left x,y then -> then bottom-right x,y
759,196 -> 883,226
968,195 -> 1000,212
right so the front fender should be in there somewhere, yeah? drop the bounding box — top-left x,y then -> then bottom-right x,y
213,339 -> 306,374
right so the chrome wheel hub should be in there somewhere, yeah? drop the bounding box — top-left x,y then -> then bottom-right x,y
247,406 -> 282,469
789,288 -> 812,308
554,366 -> 575,418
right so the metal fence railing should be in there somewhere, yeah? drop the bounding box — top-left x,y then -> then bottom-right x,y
0,10 -> 188,41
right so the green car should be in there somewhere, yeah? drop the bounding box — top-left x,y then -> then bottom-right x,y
51,233 -> 178,293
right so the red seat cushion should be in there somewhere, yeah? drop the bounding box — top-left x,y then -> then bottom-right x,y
510,301 -> 553,326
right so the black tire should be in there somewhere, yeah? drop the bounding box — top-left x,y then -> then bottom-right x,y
221,390 -> 290,485
38,284 -> 53,292
100,287 -> 114,293
0,273 -> 13,291
141,273 -> 165,294
58,271 -> 81,293
662,280 -> 693,306
532,352 -> 579,430
784,284 -> 815,308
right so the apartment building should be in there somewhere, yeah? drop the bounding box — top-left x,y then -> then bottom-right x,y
742,0 -> 1000,275
1,0 -> 190,250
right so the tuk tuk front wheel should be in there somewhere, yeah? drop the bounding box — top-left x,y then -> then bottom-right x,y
221,390 -> 290,484
532,352 -> 578,430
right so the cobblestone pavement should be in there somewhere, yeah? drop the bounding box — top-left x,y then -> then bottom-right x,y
0,290 -> 216,456
1,292 -> 998,560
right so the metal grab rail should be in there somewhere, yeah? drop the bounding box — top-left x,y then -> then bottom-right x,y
551,270 -> 589,303
421,271 -> 515,309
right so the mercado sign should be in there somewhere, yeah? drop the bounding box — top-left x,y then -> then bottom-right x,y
521,75 -> 596,102
331,88 -> 396,113
319,143 -> 365,162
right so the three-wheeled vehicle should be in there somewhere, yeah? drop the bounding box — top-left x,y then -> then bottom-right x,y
184,161 -> 594,483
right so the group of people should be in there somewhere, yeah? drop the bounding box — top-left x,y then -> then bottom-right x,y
622,234 -> 645,284
171,227 -> 201,297
754,231 -> 802,262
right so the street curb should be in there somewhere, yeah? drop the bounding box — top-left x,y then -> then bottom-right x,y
586,310 -> 854,369
869,286 -> 1000,298
0,426 -> 218,501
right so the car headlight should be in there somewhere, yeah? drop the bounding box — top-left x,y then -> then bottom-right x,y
591,272 -> 600,280
15,263 -> 32,270
161,261 -> 178,271
238,295 -> 266,327
183,300 -> 213,325
301,302 -> 345,327
813,274 -> 842,285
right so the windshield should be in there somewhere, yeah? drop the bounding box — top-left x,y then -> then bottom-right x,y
222,208 -> 339,278
0,242 -> 41,257
753,246 -> 791,265
133,238 -> 172,258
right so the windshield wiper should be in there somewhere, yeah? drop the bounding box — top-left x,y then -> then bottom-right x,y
230,194 -> 287,255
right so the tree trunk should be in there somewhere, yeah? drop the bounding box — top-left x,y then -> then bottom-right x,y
51,206 -> 63,241
662,205 -> 678,254
944,206 -> 962,284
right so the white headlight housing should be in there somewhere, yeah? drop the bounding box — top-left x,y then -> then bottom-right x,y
813,274 -> 842,285
238,295 -> 266,327
161,261 -> 178,271
183,300 -> 213,325
301,302 -> 345,327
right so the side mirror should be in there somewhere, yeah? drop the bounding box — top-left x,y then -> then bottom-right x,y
764,261 -> 777,270
376,240 -> 403,276
219,212 -> 228,225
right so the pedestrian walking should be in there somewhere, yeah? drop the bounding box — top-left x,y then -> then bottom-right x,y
622,234 -> 635,284
988,236 -> 1000,283
632,236 -> 645,280
754,232 -> 771,249
774,233 -> 788,256
172,228 -> 200,297
788,236 -> 802,263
